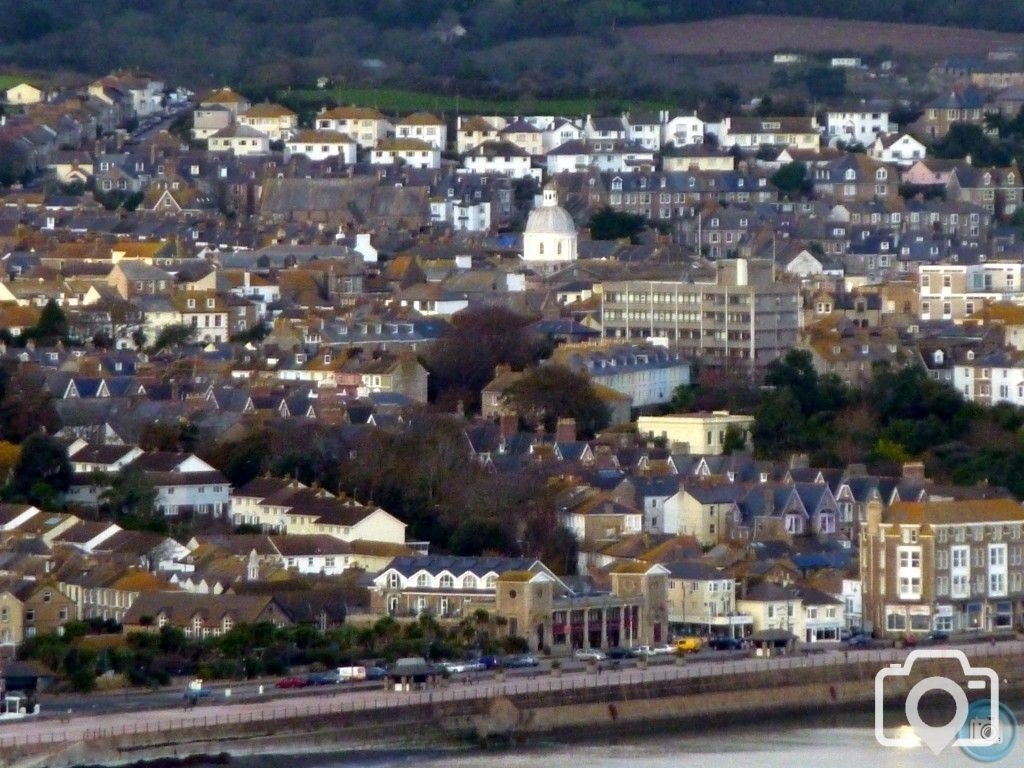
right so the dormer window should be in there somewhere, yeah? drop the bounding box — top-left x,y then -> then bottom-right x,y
206,298 -> 215,308
187,298 -> 196,309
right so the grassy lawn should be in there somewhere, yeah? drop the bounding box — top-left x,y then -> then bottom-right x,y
280,86 -> 676,116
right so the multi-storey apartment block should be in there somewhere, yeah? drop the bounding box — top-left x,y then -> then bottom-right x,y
600,259 -> 801,367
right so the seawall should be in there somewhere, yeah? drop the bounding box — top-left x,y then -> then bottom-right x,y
6,647 -> 1024,767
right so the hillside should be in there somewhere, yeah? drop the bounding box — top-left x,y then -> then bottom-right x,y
625,15 -> 1024,58
0,1 -> 1022,97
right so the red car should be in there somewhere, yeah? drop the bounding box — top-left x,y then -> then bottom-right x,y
275,676 -> 307,689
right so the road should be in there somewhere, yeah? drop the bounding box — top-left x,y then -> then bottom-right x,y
34,649 -> 741,717
5,640 -> 1022,751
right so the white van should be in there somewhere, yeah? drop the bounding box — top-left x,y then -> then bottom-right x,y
336,666 -> 366,682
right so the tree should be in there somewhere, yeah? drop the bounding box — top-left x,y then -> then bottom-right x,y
11,433 -> 71,504
0,366 -> 60,443
502,365 -> 610,437
149,324 -> 194,353
131,329 -> 148,350
424,306 -> 542,412
804,66 -> 846,100
588,206 -> 646,241
722,424 -> 748,455
770,161 -> 808,196
751,388 -> 805,457
100,465 -> 158,519
27,300 -> 69,346
449,518 -> 511,556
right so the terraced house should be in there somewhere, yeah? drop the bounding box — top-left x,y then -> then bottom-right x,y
861,498 -> 1024,636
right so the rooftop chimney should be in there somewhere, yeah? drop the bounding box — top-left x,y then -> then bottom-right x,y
556,417 -> 577,443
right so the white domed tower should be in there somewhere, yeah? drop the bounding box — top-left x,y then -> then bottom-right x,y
523,184 -> 577,264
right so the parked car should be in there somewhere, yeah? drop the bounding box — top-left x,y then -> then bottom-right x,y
439,660 -> 485,674
275,676 -> 307,689
847,633 -> 873,648
573,649 -> 606,662
501,654 -> 540,668
365,666 -> 388,680
924,631 -> 950,645
478,655 -> 501,669
635,644 -> 675,657
674,637 -> 703,654
605,647 -> 633,660
707,637 -> 743,651
305,671 -> 342,685
183,679 -> 211,701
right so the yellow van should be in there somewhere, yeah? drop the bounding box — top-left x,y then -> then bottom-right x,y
675,636 -> 702,654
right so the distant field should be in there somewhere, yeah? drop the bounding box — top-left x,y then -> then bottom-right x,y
283,86 -> 676,116
623,15 -> 1024,58
0,74 -> 30,91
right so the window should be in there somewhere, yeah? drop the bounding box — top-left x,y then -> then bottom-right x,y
416,573 -> 429,587
59,608 -> 68,621
439,574 -> 454,589
899,577 -> 922,598
463,574 -> 477,590
899,549 -> 921,568
990,573 -> 1007,595
951,546 -> 968,568
25,609 -> 34,622
43,591 -> 52,603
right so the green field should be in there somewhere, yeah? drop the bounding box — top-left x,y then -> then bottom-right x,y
280,86 -> 677,117
0,75 -> 31,92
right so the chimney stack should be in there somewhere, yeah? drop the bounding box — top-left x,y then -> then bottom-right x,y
556,417 -> 577,443
500,412 -> 518,441
902,461 -> 926,481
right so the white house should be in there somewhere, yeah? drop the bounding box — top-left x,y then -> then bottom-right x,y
394,112 -> 447,151
4,83 -> 43,105
272,535 -> 355,576
237,103 -> 298,141
430,198 -> 492,232
826,109 -> 892,147
191,105 -> 233,140
391,284 -> 470,316
545,140 -> 655,175
868,133 -> 926,167
151,473 -> 231,517
662,111 -> 706,148
284,130 -> 357,163
784,249 -> 825,278
542,118 -> 584,152
370,138 -> 440,169
626,113 -> 664,151
316,106 -> 393,148
207,125 -> 270,156
461,141 -> 538,180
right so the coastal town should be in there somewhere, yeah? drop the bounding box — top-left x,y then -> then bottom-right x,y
2,40 -> 1024,719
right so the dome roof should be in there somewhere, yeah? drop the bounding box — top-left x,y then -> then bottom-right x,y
524,204 -> 576,236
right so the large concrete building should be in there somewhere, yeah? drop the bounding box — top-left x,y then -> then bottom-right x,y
600,259 -> 801,367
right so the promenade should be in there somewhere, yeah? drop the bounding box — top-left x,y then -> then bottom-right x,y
2,640 -> 1023,766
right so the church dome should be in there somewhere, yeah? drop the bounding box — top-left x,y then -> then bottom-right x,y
524,204 -> 576,236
